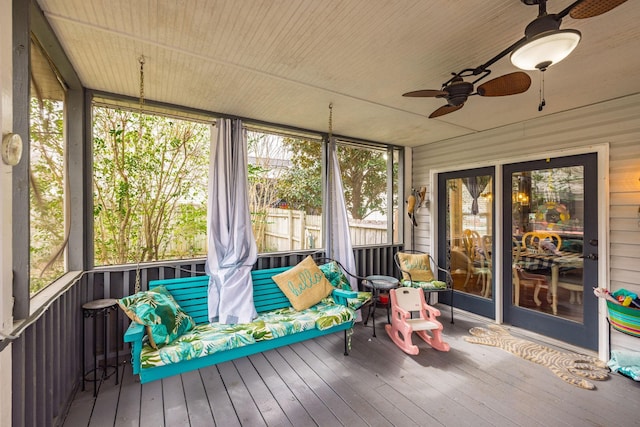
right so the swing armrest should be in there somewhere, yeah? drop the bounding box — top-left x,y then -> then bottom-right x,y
331,288 -> 358,306
123,321 -> 145,375
124,321 -> 145,342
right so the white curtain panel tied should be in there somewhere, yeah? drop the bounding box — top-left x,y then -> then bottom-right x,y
327,137 -> 358,290
206,119 -> 258,324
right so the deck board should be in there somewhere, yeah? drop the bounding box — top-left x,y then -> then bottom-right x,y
61,379 -> 94,426
448,327 -> 608,427
181,369 -> 215,426
265,347 -> 342,426
247,352 -> 316,426
429,325 -> 593,427
302,338 -> 417,427
348,330 -> 487,426
217,361 -> 266,426
345,331 -> 487,426
162,374 -> 189,425
233,357 -> 293,427
199,364 -> 241,427
62,308 -> 640,427
114,364 -> 141,427
139,375 -> 164,427
90,370 -> 122,427
289,341 -> 390,426
278,345 -> 368,426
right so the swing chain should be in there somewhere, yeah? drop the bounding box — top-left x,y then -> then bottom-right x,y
134,55 -> 146,294
138,56 -> 145,112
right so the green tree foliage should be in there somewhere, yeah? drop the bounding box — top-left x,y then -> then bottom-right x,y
339,146 -> 389,220
277,138 -> 322,214
29,98 -> 65,294
93,107 -> 209,265
279,139 -> 389,219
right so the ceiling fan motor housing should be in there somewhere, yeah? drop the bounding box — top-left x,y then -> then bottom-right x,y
525,13 -> 561,37
444,80 -> 473,106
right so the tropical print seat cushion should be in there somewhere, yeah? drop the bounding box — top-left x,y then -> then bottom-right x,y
346,292 -> 372,310
141,301 -> 354,369
400,279 -> 447,290
325,292 -> 372,311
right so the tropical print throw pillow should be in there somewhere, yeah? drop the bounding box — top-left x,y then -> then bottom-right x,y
118,286 -> 195,349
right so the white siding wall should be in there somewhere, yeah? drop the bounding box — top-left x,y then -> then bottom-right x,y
0,0 -> 13,422
411,93 -> 640,353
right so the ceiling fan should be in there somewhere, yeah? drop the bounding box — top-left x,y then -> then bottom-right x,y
403,0 -> 629,118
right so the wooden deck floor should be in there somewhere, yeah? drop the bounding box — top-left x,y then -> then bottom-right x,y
62,308 -> 640,427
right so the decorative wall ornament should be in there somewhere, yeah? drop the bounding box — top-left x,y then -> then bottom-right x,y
2,133 -> 23,166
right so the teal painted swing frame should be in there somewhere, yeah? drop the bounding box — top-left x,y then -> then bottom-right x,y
123,266 -> 356,384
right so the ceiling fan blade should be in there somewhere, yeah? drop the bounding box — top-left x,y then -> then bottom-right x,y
403,89 -> 447,98
477,72 -> 532,97
429,104 -> 464,118
568,0 -> 628,19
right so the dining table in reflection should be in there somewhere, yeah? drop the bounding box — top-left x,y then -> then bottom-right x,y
517,250 -> 584,315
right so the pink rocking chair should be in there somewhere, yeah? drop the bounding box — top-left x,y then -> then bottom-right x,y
385,287 -> 450,355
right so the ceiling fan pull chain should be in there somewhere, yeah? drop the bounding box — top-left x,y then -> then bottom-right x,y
538,71 -> 546,112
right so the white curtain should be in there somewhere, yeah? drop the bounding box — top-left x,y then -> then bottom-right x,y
325,137 -> 358,290
206,119 -> 258,324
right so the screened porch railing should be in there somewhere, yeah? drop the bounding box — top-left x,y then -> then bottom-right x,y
8,244 -> 402,427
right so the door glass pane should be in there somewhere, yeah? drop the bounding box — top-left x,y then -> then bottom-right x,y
444,175 -> 493,299
511,167 -> 584,323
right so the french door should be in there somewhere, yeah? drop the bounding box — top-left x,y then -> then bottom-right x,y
437,167 -> 495,318
502,153 -> 598,349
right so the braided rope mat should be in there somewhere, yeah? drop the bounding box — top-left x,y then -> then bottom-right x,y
465,325 -> 609,390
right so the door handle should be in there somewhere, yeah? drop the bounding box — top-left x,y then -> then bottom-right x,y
579,253 -> 598,260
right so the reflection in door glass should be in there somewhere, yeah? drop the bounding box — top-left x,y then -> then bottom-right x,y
511,167 -> 584,323
445,176 -> 493,299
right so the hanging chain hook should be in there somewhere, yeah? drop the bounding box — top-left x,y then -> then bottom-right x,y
328,102 -> 333,138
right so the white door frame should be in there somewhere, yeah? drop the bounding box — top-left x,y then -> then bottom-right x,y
428,143 -> 610,359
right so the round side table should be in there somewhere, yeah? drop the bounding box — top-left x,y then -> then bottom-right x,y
82,298 -> 119,397
363,275 -> 399,337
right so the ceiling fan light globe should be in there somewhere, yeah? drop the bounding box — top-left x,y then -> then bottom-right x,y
510,29 -> 581,71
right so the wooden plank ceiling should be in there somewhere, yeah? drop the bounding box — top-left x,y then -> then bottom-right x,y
37,0 -> 640,147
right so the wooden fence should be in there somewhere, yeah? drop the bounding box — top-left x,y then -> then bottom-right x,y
168,208 -> 392,255
259,208 -> 389,252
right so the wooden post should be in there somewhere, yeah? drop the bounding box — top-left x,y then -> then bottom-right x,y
288,210 -> 293,250
300,211 -> 306,249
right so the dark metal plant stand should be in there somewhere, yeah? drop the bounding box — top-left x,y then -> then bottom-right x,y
82,299 -> 119,397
